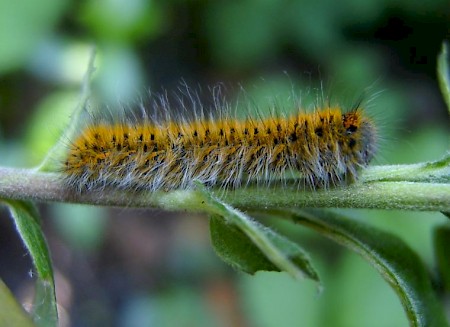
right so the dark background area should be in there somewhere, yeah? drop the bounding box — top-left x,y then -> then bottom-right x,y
0,0 -> 449,326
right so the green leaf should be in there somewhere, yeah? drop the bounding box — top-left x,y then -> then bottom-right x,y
434,224 -> 450,293
38,47 -> 96,172
0,279 -> 35,327
196,183 -> 319,283
272,209 -> 449,327
210,215 -> 318,281
362,153 -> 450,184
437,41 -> 450,113
1,199 -> 58,327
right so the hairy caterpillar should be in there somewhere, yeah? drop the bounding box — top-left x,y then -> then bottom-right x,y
62,90 -> 377,192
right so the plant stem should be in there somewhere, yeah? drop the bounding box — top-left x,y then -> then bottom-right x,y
0,164 -> 448,211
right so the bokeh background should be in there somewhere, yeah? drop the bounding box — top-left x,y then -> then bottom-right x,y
0,0 -> 449,326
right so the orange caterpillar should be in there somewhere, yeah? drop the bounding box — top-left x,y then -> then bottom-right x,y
63,101 -> 377,192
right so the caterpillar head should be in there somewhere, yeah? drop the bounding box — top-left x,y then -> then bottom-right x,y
342,111 -> 377,166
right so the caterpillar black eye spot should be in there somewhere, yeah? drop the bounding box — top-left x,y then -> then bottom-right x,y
346,125 -> 358,134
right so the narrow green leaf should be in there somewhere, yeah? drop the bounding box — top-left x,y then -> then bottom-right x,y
362,153 -> 450,184
0,279 -> 34,327
1,199 -> 58,327
210,215 -> 277,273
434,224 -> 450,293
271,209 -> 448,327
38,47 -> 96,172
210,215 -> 319,281
196,183 -> 319,282
437,41 -> 450,113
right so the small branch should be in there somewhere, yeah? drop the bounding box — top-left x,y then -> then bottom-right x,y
0,164 -> 448,212
361,157 -> 449,183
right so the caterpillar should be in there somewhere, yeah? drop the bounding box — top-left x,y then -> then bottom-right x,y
62,92 -> 377,192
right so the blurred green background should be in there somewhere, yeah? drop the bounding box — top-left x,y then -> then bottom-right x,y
0,0 -> 449,326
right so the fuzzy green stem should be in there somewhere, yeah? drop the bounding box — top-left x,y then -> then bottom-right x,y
0,161 -> 448,211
